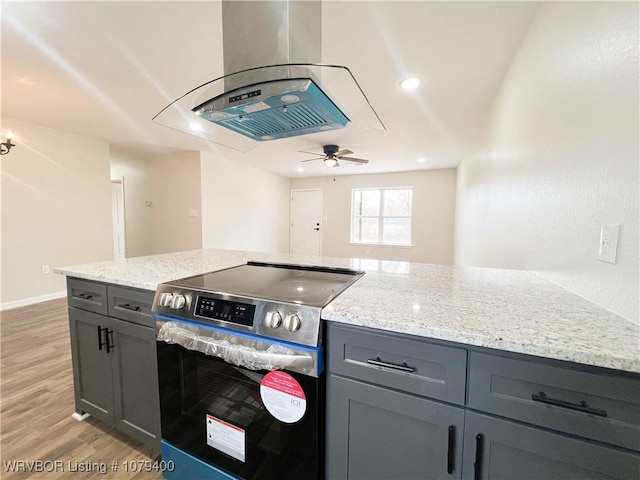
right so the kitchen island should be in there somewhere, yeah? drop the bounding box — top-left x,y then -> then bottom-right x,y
56,248 -> 640,479
55,248 -> 639,373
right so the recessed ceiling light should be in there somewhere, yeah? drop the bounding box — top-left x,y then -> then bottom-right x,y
400,77 -> 421,91
417,156 -> 427,163
297,167 -> 304,173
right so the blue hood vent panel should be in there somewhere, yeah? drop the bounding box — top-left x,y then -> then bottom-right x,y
193,78 -> 349,141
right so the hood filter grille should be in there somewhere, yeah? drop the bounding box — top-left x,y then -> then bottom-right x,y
197,78 -> 349,141
224,103 -> 334,139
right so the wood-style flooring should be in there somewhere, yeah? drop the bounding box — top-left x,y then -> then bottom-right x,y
1,298 -> 162,479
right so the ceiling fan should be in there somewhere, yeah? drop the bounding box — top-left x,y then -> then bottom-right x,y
300,144 -> 370,167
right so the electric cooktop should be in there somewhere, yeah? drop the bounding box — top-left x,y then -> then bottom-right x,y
152,261 -> 364,347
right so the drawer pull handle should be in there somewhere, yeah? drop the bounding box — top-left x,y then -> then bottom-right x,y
531,391 -> 607,417
447,425 -> 455,474
366,356 -> 416,372
76,293 -> 93,301
117,303 -> 141,312
473,433 -> 484,480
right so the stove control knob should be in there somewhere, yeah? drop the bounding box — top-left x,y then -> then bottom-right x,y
265,311 -> 282,329
283,314 -> 301,332
159,292 -> 174,307
170,294 -> 186,310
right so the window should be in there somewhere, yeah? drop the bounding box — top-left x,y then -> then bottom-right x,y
351,187 -> 412,245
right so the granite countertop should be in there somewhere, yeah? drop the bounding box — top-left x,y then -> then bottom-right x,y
55,249 -> 640,374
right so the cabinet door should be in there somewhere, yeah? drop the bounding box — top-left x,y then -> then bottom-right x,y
110,318 -> 161,450
462,412 -> 640,480
327,375 -> 464,480
68,307 -> 114,425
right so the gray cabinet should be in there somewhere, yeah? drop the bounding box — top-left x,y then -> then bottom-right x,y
465,351 -> 640,480
326,323 -> 467,479
462,412 -> 640,480
326,322 -> 640,480
68,307 -> 114,425
327,375 -> 464,480
67,278 -> 160,451
468,351 -> 640,452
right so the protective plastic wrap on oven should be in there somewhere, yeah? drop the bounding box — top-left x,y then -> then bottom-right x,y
155,317 -> 322,377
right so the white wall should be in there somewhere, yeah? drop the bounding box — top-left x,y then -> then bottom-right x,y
200,152 -> 290,253
455,2 -> 639,323
110,149 -> 202,257
1,117 -> 113,308
291,169 -> 456,264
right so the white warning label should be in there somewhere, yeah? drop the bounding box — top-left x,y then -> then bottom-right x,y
206,414 -> 246,462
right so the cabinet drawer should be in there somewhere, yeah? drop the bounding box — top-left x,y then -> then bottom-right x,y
468,351 -> 640,451
67,278 -> 108,315
327,323 -> 467,405
107,285 -> 155,327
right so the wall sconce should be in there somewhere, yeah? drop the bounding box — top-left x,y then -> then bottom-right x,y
1,131 -> 16,155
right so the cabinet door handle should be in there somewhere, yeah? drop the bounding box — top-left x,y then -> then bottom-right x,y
117,303 -> 141,312
531,391 -> 607,417
77,293 -> 93,301
106,329 -> 114,353
97,326 -> 108,351
366,356 -> 416,372
447,425 -> 455,474
473,433 -> 484,480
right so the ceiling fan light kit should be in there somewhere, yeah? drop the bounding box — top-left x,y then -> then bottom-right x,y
301,144 -> 370,168
324,157 -> 338,167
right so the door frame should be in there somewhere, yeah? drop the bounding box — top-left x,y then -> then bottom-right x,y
290,188 -> 323,256
111,177 -> 127,260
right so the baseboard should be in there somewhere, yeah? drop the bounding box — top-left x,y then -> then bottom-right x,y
0,291 -> 67,312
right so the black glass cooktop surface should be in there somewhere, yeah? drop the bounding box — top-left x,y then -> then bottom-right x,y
171,261 -> 363,307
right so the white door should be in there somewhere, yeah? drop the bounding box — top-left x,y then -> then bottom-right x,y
291,189 -> 322,256
111,180 -> 126,260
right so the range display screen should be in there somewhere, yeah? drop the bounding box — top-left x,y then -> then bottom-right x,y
194,296 -> 255,326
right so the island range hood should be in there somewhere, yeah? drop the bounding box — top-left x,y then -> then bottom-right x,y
153,0 -> 384,152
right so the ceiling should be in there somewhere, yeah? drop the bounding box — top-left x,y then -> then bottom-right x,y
1,1 -> 538,178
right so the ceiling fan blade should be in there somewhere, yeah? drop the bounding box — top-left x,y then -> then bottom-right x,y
339,156 -> 369,164
335,149 -> 353,157
300,157 -> 325,163
298,150 -> 322,156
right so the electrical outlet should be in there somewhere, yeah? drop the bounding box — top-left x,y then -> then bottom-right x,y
41,264 -> 50,274
598,224 -> 620,264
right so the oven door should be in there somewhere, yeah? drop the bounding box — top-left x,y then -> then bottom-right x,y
156,316 -> 324,480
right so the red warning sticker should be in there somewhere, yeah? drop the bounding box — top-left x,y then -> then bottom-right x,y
260,371 -> 307,423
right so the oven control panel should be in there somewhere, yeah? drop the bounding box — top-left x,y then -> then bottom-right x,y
194,296 -> 255,327
152,285 -> 323,346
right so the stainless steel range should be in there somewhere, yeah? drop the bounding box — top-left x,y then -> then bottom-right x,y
153,261 -> 363,348
152,261 -> 363,480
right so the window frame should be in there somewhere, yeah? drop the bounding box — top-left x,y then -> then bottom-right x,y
350,186 -> 413,246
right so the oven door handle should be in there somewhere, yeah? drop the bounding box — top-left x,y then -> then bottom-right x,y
156,320 -> 317,374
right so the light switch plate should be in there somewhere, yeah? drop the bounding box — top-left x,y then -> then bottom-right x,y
598,224 -> 620,264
